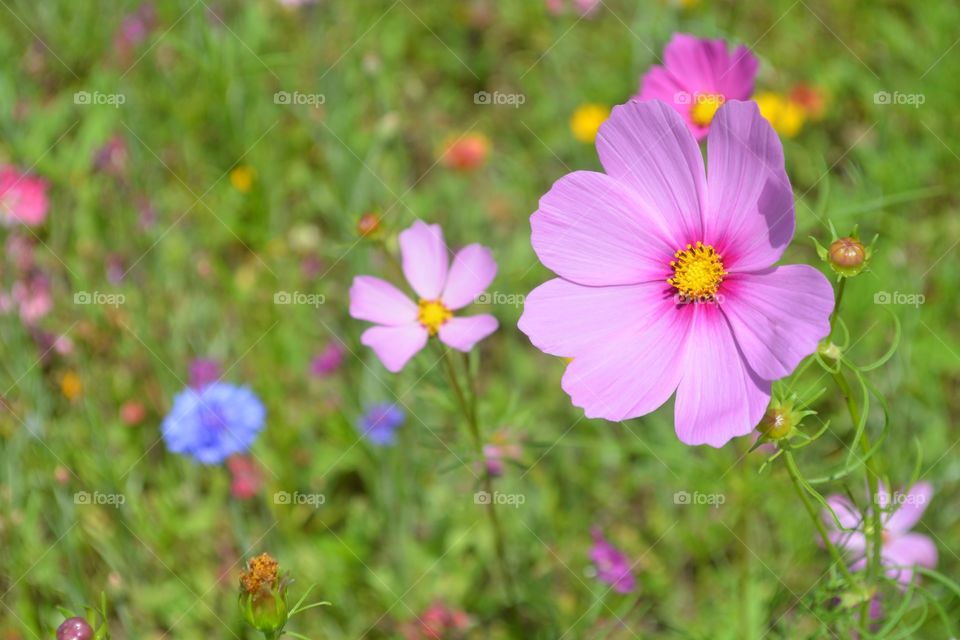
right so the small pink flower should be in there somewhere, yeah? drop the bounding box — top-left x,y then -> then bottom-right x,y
636,34 -> 758,140
519,100 -> 834,447
590,528 -> 636,593
12,273 -> 52,325
824,483 -> 938,588
310,342 -> 344,377
227,454 -> 263,500
350,221 -> 498,373
0,166 -> 49,226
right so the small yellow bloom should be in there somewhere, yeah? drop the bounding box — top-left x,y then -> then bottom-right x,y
570,104 -> 610,143
754,92 -> 806,138
230,166 -> 255,193
61,371 -> 82,401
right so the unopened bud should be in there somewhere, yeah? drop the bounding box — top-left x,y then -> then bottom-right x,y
828,237 -> 865,271
239,553 -> 289,635
356,212 -> 381,237
57,617 -> 93,640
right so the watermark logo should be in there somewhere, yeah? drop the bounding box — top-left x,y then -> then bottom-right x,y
474,491 -> 525,508
273,491 -> 326,507
74,491 -> 125,508
873,91 -> 925,108
473,91 -> 526,108
74,91 -> 126,108
673,490 -> 725,508
74,291 -> 125,307
876,491 -> 927,507
274,291 -> 325,307
274,91 -> 326,108
673,91 -> 724,107
874,291 -> 924,308
474,291 -> 525,308
673,293 -> 726,306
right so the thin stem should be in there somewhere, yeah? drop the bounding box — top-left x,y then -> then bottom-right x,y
784,451 -> 854,582
830,277 -> 847,338
439,348 -> 518,609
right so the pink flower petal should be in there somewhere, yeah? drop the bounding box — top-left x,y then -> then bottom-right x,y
441,244 -> 497,310
349,276 -> 418,326
824,494 -> 864,531
673,305 -> 770,447
662,34 -> 757,101
885,482 -> 934,534
546,282 -> 692,421
883,533 -> 938,586
399,220 -> 449,299
596,101 -> 706,247
438,314 -> 498,352
531,171 -> 675,286
721,265 -> 834,380
705,101 -> 795,272
360,323 -> 428,372
519,278 -> 672,357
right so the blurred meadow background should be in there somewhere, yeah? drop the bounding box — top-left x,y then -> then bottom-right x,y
1,0 -> 959,637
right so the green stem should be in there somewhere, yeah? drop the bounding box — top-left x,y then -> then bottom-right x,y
784,451 -> 854,582
440,348 -> 518,610
830,277 -> 847,338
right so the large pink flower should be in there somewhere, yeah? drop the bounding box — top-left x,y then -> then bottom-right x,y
0,166 -> 49,226
518,99 -> 834,447
636,33 -> 758,140
824,483 -> 938,588
350,220 -> 498,373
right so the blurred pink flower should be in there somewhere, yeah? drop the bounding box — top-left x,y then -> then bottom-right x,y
189,358 -> 221,389
636,33 -> 758,139
310,342 -> 344,377
401,601 -> 470,640
482,430 -> 524,477
546,0 -> 601,17
519,100 -> 833,447
12,273 -> 52,325
824,483 -> 938,588
0,165 -> 49,226
349,220 -> 498,373
115,3 -> 156,59
590,528 -> 636,593
92,134 -> 129,176
120,400 -> 146,426
227,454 -> 263,500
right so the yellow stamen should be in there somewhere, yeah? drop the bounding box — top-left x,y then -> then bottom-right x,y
667,241 -> 726,300
417,299 -> 452,335
690,93 -> 725,127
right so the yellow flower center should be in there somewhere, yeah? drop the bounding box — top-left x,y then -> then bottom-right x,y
668,242 -> 727,300
690,93 -> 724,127
418,299 -> 452,335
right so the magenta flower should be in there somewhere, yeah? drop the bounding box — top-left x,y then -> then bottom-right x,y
589,528 -> 636,594
518,100 -> 834,447
310,342 -> 344,377
349,220 -> 498,372
824,483 -> 938,588
0,165 -> 49,226
636,34 -> 758,140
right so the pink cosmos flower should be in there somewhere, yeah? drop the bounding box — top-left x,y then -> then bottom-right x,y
589,528 -> 636,593
518,99 -> 834,447
824,483 -> 938,588
350,221 -> 498,373
636,34 -> 759,140
0,166 -> 49,226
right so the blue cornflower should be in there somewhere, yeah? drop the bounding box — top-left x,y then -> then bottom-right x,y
162,382 -> 266,464
357,404 -> 404,446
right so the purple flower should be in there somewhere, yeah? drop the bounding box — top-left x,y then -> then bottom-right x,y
590,528 -> 636,593
349,220 -> 498,372
189,358 -> 221,389
636,34 -> 759,140
518,100 -> 833,447
358,404 -> 404,446
162,382 -> 266,464
823,483 -> 938,588
310,342 -> 344,377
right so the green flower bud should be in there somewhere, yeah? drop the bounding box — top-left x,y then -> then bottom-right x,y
757,400 -> 807,441
828,237 -> 865,272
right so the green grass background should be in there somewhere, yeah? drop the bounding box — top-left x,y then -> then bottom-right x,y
0,0 -> 958,637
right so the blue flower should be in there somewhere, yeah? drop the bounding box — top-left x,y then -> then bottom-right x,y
162,382 -> 266,464
357,404 -> 404,446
